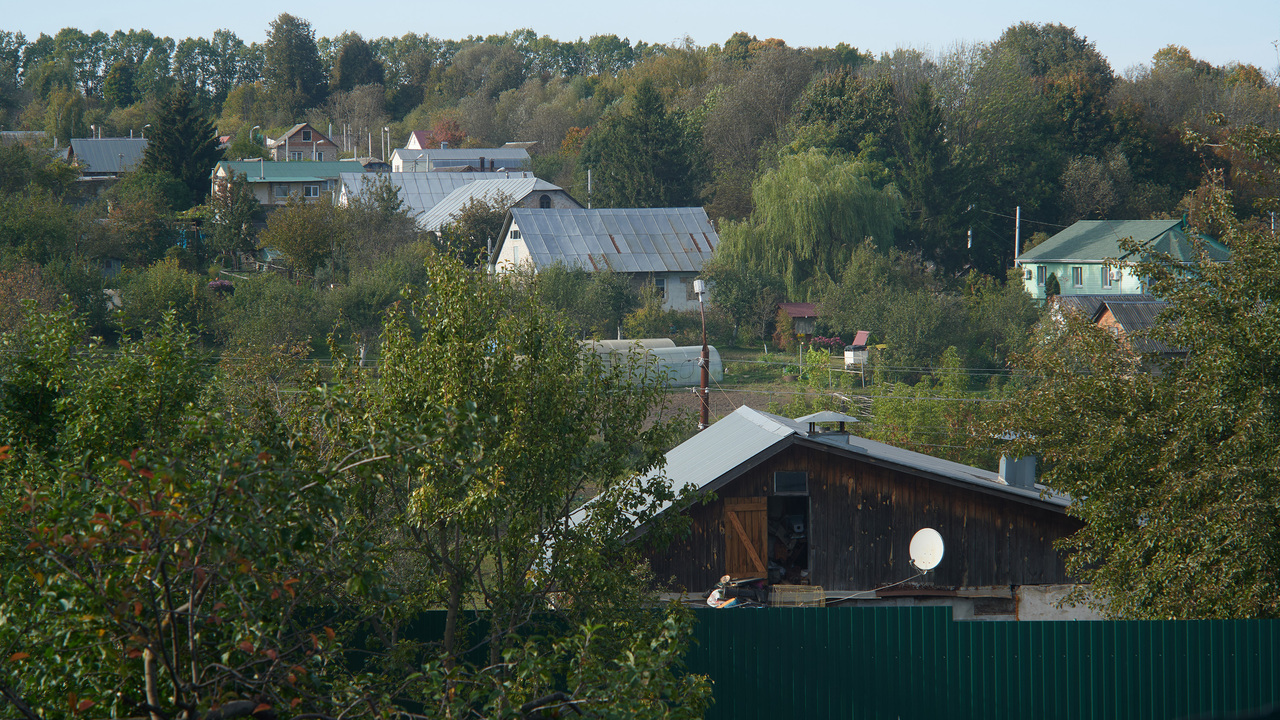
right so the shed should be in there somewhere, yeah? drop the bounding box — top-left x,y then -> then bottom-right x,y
778,302 -> 817,336
599,407 -> 1088,618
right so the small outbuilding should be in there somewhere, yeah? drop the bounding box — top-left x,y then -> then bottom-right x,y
618,407 -> 1093,619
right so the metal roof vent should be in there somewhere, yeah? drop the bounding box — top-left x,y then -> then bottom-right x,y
794,410 -> 859,435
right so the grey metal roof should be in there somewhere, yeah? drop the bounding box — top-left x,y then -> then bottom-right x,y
392,146 -> 530,165
337,171 -> 513,225
570,406 -> 1066,530
420,177 -> 562,232
1095,299 -> 1181,354
1053,293 -> 1151,320
508,207 -> 718,274
69,138 -> 147,174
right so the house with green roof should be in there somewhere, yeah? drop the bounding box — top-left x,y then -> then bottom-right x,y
1015,219 -> 1229,301
211,160 -> 365,208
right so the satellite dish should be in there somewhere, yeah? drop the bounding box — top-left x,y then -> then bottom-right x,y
909,528 -> 945,571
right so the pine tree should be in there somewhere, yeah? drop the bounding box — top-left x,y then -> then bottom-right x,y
580,80 -> 704,208
141,88 -> 220,206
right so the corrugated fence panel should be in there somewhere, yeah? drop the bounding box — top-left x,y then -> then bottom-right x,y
688,607 -> 1280,720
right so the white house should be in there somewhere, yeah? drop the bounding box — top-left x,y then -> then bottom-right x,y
493,207 -> 718,312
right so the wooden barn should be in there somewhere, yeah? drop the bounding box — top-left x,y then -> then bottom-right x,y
625,407 -> 1093,620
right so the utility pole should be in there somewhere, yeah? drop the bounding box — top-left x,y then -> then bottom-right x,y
1014,206 -> 1021,263
695,279 -> 710,431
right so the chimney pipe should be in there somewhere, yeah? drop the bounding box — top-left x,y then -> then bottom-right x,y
999,455 -> 1037,489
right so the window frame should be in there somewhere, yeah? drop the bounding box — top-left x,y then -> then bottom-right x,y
1071,266 -> 1084,288
273,184 -> 290,198
1036,266 -> 1046,286
289,151 -> 303,161
654,277 -> 666,299
1101,265 -> 1113,288
773,471 -> 809,496
301,129 -> 312,142
303,185 -> 320,198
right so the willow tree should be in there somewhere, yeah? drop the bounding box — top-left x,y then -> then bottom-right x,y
714,149 -> 901,299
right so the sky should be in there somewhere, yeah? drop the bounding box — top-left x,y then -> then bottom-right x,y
11,0 -> 1280,76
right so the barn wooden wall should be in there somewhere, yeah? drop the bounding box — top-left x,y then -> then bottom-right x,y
645,442 -> 1082,594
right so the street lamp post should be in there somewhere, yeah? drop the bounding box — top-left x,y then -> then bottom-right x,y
142,124 -> 151,139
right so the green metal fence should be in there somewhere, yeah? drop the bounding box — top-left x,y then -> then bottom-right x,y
686,606 -> 1280,720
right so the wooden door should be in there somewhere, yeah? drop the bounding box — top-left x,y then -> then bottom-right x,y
724,497 -> 767,578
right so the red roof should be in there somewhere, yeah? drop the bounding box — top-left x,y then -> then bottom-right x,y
407,130 -> 430,149
778,302 -> 817,319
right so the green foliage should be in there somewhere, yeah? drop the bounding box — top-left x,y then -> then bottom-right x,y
115,257 -> 217,341
533,264 -> 640,339
801,345 -> 832,388
579,79 -> 705,208
217,272 -> 323,350
0,308 -> 384,718
0,142 -> 79,197
141,88 -> 220,206
699,259 -> 783,343
0,189 -> 80,264
222,122 -> 269,160
258,193 -> 347,276
716,150 -> 901,299
208,169 -> 262,266
1044,271 -> 1061,296
1000,193 -> 1280,619
436,191 -> 510,267
331,35 -> 385,92
42,85 -> 88,144
819,245 -> 1039,378
263,13 -> 327,112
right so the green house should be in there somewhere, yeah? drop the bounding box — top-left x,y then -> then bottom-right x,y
1015,219 -> 1229,300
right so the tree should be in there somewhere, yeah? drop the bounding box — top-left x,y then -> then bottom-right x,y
341,173 -> 420,271
0,308 -> 388,718
42,85 -> 88,144
998,189 -> 1280,618
208,169 -> 262,267
258,193 -> 346,276
325,252 -> 695,681
579,79 -> 704,208
1044,271 -> 1061,297
436,191 -> 511,266
102,58 -> 136,107
714,149 -> 902,299
263,13 -> 326,112
141,88 -> 220,206
331,35 -> 384,92
896,82 -> 968,273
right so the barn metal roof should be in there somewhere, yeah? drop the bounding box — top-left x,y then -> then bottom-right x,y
507,207 -> 717,273
420,177 -> 563,231
1017,219 -> 1230,264
69,138 -> 147,173
570,406 -> 1066,530
337,171 -> 514,224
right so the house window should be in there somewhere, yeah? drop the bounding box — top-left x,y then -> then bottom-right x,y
274,184 -> 289,198
1036,266 -> 1046,286
654,277 -> 666,299
289,151 -> 303,161
509,229 -> 521,240
773,471 -> 809,495
539,194 -> 551,209
315,151 -> 324,161
686,277 -> 699,302
1101,265 -> 1113,288
1024,268 -> 1033,280
1071,266 -> 1083,287
303,185 -> 319,198
301,129 -> 312,142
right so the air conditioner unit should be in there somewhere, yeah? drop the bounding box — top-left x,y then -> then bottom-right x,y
1109,269 -> 1122,281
